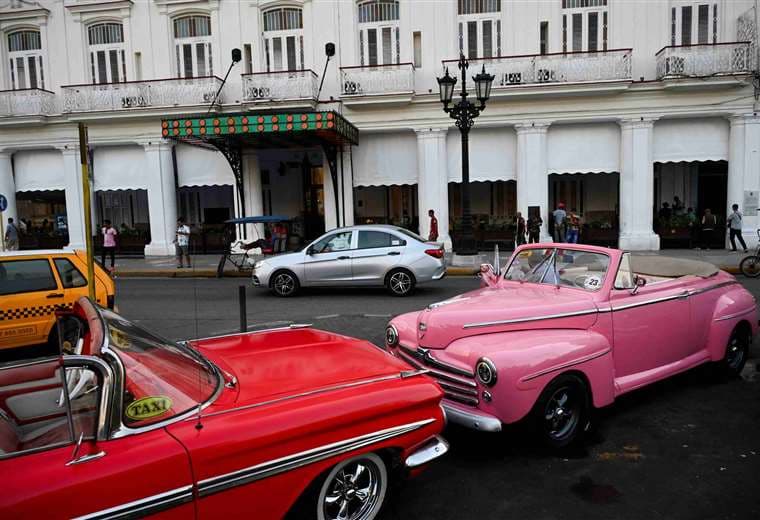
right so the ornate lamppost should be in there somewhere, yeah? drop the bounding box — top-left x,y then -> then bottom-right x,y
437,54 -> 494,256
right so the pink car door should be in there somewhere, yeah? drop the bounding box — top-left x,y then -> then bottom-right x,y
608,254 -> 692,394
0,358 -> 196,520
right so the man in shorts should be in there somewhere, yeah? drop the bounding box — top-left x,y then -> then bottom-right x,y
176,217 -> 191,268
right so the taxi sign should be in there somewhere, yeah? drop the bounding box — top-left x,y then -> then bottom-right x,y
125,396 -> 173,421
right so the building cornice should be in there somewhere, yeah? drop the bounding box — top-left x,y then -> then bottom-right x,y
0,1 -> 48,23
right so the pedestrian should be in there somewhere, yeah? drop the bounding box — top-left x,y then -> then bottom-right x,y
428,209 -> 439,242
101,220 -> 118,269
515,212 -> 526,246
672,196 -> 684,215
658,202 -> 672,221
566,208 -> 581,244
700,208 -> 716,250
4,217 -> 19,250
552,203 -> 567,242
686,207 -> 698,249
527,213 -> 542,244
727,203 -> 748,252
176,217 -> 192,268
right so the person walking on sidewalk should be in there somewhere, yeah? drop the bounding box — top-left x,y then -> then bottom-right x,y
727,204 -> 748,252
4,218 -> 19,250
428,209 -> 439,242
101,220 -> 118,269
176,217 -> 192,268
700,208 -> 716,250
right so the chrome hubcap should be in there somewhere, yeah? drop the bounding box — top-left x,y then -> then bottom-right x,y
323,461 -> 380,520
274,274 -> 294,295
389,272 -> 411,294
544,386 -> 579,440
726,335 -> 746,370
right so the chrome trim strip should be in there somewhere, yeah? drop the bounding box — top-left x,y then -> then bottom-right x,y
606,291 -> 689,312
73,485 -> 193,520
436,381 -> 479,397
197,370 -> 429,420
197,418 -> 435,497
396,351 -> 477,388
398,344 -> 475,378
442,392 -> 479,406
715,307 -> 756,321
688,280 -> 737,296
442,403 -> 502,432
520,348 -> 612,383
405,435 -> 450,468
463,308 -> 599,329
0,355 -> 60,370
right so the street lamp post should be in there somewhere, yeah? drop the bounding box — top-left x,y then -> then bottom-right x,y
437,54 -> 494,256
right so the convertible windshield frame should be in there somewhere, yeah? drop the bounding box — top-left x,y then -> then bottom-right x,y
503,247 -> 611,292
85,301 -> 223,440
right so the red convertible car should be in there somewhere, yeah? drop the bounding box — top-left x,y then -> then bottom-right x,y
0,298 -> 447,519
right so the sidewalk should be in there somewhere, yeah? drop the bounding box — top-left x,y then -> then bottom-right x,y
106,248 -> 748,278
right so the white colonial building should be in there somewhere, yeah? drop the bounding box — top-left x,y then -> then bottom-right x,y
0,0 -> 758,254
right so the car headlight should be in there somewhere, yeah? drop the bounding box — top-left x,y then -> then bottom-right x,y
253,261 -> 263,270
385,324 -> 399,347
476,358 -> 497,386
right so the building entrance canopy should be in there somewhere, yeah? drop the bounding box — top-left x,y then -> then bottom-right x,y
160,110 -> 359,226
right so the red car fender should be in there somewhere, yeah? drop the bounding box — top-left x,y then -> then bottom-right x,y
442,329 -> 615,425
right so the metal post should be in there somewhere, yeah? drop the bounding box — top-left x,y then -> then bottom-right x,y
238,285 -> 247,333
78,123 -> 96,300
0,211 -> 5,252
459,126 -> 476,254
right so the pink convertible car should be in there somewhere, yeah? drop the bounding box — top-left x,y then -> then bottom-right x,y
386,244 -> 757,448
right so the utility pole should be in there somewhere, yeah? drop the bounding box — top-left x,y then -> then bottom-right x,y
78,123 -> 95,300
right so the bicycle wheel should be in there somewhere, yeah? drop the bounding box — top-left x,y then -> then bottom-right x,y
739,255 -> 760,277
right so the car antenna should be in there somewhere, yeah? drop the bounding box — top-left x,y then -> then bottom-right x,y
191,226 -> 204,431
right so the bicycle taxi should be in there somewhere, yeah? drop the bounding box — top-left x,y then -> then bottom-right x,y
216,215 -> 290,278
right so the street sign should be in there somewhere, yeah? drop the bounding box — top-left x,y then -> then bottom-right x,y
0,194 -> 7,212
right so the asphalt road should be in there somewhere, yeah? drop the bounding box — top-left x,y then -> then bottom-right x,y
115,276 -> 760,520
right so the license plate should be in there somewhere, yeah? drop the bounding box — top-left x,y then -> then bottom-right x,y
2,326 -> 37,338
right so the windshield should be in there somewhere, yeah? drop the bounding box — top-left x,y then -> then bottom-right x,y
100,309 -> 220,428
395,228 -> 428,243
505,248 -> 609,291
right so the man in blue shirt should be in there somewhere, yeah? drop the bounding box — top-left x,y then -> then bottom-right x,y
552,203 -> 567,243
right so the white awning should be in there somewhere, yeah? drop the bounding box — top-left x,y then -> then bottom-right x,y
547,123 -> 620,174
176,143 -> 235,187
93,146 -> 149,191
653,118 -> 729,163
448,127 -> 516,182
353,132 -> 418,186
14,149 -> 65,192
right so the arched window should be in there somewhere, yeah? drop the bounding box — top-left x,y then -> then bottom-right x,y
357,1 -> 399,66
173,15 -> 213,78
88,22 -> 126,84
457,0 -> 501,59
262,7 -> 303,72
7,29 -> 44,90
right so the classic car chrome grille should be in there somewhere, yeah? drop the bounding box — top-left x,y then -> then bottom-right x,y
396,344 -> 479,406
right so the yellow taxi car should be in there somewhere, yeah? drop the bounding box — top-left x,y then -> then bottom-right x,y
0,249 -> 115,350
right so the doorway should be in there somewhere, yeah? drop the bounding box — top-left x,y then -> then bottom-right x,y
548,173 -> 619,247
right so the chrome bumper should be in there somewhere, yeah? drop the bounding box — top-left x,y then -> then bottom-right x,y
404,435 -> 450,468
442,403 -> 502,432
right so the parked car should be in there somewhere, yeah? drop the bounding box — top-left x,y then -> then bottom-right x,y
252,225 -> 445,297
0,250 -> 115,352
0,297 -> 448,519
385,244 -> 757,449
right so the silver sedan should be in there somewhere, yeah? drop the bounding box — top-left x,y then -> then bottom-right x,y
252,225 -> 446,297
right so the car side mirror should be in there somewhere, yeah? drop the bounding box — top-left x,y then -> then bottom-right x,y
479,263 -> 495,276
631,275 -> 646,295
306,246 -> 315,255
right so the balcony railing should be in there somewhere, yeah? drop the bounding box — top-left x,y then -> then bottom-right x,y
655,42 -> 752,79
61,76 -> 223,113
444,49 -> 632,88
241,69 -> 319,103
0,88 -> 56,117
340,63 -> 415,96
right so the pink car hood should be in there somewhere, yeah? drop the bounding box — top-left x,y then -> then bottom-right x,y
414,283 -> 599,349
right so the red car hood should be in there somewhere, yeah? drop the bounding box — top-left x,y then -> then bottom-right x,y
192,328 -> 409,405
414,283 -> 599,349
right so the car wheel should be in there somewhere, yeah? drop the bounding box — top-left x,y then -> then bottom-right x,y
716,326 -> 750,378
739,256 -> 760,278
316,453 -> 388,520
386,269 -> 415,297
270,270 -> 299,297
531,373 -> 590,450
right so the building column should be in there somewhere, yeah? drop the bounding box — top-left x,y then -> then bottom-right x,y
242,150 -> 264,239
415,128 -> 451,249
60,146 -> 87,251
341,147 -> 355,227
143,142 -> 177,256
515,123 -> 552,242
618,118 -> 660,251
0,152 -> 17,236
728,114 -> 760,248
